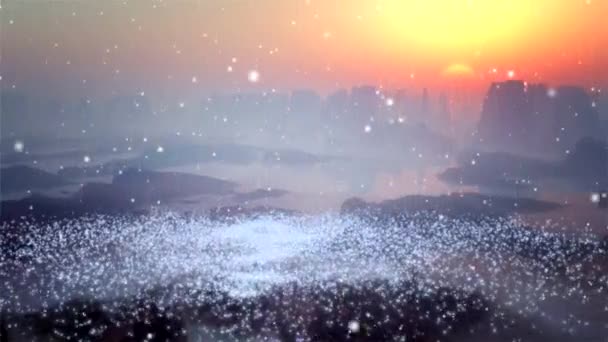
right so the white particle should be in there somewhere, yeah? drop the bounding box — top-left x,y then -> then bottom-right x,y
385,97 -> 394,107
13,140 -> 24,153
590,193 -> 601,203
348,320 -> 360,333
364,124 -> 372,133
248,70 -> 260,83
83,155 -> 91,163
156,146 -> 164,153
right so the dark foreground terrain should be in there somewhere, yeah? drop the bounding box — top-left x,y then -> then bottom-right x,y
1,200 -> 607,341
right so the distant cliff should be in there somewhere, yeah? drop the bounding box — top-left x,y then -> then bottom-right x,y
477,81 -> 602,156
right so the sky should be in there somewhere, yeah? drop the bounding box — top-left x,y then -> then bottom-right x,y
1,0 -> 607,101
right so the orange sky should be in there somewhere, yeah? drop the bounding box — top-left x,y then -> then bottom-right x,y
1,0 -> 607,99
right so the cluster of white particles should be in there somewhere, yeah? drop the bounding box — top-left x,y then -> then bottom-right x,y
1,211 -> 607,339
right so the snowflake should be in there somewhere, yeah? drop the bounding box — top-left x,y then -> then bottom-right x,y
13,140 -> 25,153
590,193 -> 600,203
248,70 -> 260,83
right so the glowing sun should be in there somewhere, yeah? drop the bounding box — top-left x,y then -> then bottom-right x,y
442,63 -> 475,79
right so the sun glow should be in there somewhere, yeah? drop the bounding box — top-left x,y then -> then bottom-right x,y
442,63 -> 475,78
378,0 -> 533,52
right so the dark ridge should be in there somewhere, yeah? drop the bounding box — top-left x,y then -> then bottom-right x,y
341,192 -> 562,218
0,169 -> 237,222
0,165 -> 69,194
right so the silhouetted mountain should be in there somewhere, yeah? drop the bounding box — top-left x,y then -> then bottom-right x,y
341,193 -> 561,218
57,143 -> 338,179
231,188 -> 288,202
438,166 -> 532,192
0,165 -> 69,194
350,85 -> 380,120
553,86 -> 601,150
478,80 -> 530,150
437,151 -> 549,194
0,169 -> 237,220
477,81 -> 602,156
439,138 -> 608,192
76,168 -> 236,207
558,137 -> 608,181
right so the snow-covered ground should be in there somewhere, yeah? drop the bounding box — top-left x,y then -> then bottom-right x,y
1,211 -> 607,338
